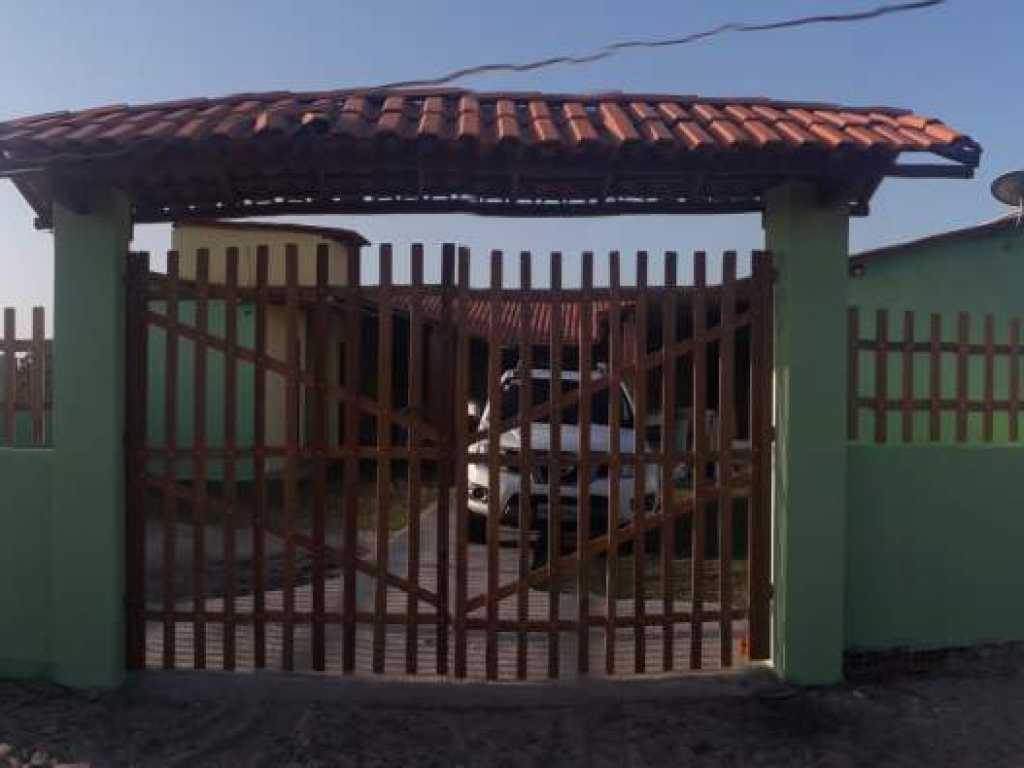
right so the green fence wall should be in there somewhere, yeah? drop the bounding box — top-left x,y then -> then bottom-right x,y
846,444 -> 1024,650
0,449 -> 53,678
849,224 -> 1024,445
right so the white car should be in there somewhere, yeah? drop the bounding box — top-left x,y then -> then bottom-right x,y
466,367 -> 661,545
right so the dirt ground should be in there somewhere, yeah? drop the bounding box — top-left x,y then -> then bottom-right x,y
3,647 -> 1024,767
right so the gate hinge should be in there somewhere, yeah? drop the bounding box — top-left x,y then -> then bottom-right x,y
768,426 -> 777,442
768,583 -> 775,600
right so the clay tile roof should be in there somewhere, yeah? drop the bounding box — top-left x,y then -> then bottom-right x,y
0,88 -> 980,225
404,295 -> 611,344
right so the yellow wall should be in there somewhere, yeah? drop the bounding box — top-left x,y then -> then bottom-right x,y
169,224 -> 360,468
173,224 -> 354,287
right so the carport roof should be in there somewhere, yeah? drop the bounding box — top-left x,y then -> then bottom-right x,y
0,88 -> 981,227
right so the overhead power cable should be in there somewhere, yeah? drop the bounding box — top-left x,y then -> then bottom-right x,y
374,0 -> 946,89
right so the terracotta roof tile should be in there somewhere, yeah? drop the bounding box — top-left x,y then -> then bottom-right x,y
808,122 -> 851,148
774,120 -> 814,147
896,126 -> 934,148
674,120 -> 716,150
897,114 -> 932,131
723,104 -> 756,123
691,103 -> 724,123
564,102 -> 600,147
0,88 -> 975,165
527,100 -> 559,144
869,123 -> 910,149
750,104 -> 786,123
708,119 -> 747,148
599,102 -> 641,144
456,95 -> 481,142
495,98 -> 521,144
743,120 -> 782,147
0,88 -> 979,223
655,101 -> 690,124
924,123 -> 961,143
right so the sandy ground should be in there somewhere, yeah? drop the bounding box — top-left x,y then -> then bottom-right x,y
3,646 -> 1024,767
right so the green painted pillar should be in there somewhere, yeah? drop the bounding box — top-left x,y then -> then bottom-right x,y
764,182 -> 849,684
51,187 -> 132,688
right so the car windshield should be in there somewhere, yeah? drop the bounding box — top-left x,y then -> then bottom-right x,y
497,376 -> 634,427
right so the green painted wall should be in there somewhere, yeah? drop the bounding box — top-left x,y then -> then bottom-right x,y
50,189 -> 131,688
849,225 -> 1024,444
765,183 -> 850,685
847,445 -> 1024,649
0,449 -> 53,679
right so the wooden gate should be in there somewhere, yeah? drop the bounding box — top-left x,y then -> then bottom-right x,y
125,243 -> 772,679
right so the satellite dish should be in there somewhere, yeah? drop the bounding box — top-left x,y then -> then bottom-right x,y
991,171 -> 1024,206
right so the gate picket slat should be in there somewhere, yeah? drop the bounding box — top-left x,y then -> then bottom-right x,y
984,314 -> 995,443
486,250 -> 503,680
632,251 -> 649,674
577,251 -> 594,675
660,252 -> 678,672
31,307 -> 45,444
901,311 -> 915,443
718,252 -> 737,667
341,245 -> 362,673
223,247 -> 239,670
606,252 -> 622,675
192,249 -> 209,670
690,251 -> 707,670
929,313 -> 942,442
2,308 -> 13,445
282,245 -> 300,671
1011,319 -> 1021,443
436,245 -> 455,675
874,309 -> 888,444
548,251 -> 564,679
253,246 -> 269,669
748,251 -> 772,661
956,312 -> 969,443
406,244 -> 424,675
162,252 -> 180,670
374,244 -> 394,675
125,254 -> 149,670
312,244 -> 329,672
517,251 -> 533,680
454,246 -> 471,678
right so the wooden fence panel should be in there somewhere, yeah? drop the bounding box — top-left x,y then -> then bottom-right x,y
0,306 -> 51,448
849,306 -> 1024,445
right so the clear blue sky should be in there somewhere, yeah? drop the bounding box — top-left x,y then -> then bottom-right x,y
1,0 -> 1020,328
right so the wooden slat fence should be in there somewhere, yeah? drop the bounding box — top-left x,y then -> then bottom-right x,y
0,306 -> 52,447
849,307 -> 1024,444
127,245 -> 773,680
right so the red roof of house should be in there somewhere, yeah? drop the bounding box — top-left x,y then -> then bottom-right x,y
0,88 -> 980,225
393,295 -> 610,345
